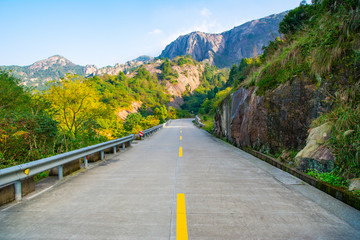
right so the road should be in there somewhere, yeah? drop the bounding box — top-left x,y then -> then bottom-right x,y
1,119 -> 360,239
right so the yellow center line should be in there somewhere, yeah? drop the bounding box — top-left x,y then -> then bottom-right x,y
179,147 -> 183,157
180,130 -> 182,133
177,193 -> 188,240
180,136 -> 182,140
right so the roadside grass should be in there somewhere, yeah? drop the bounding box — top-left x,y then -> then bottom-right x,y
200,114 -> 215,133
306,169 -> 348,187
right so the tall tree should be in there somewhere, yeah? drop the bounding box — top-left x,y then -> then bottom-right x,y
45,76 -> 105,137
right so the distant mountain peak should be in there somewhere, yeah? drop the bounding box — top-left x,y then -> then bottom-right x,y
133,55 -> 153,62
160,11 -> 287,67
29,55 -> 75,71
49,54 -> 64,58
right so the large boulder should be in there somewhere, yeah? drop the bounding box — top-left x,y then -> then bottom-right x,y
294,123 -> 335,172
349,178 -> 360,191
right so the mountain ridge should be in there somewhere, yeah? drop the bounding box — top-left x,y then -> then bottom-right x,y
0,55 -> 153,89
159,12 -> 287,67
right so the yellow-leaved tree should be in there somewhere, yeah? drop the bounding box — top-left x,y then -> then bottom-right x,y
45,75 -> 106,137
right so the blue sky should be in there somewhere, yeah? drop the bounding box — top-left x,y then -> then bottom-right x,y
0,0 -> 310,67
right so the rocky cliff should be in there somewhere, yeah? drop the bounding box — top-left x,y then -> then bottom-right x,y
214,78 -> 330,153
160,12 -> 286,68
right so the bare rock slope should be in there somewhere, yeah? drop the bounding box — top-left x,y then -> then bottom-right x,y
160,12 -> 286,67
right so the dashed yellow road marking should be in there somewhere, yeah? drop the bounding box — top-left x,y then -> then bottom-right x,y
180,136 -> 182,140
177,193 -> 188,240
179,147 -> 183,157
180,130 -> 182,133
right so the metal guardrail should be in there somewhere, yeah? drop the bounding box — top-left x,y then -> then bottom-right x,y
0,122 -> 166,201
142,121 -> 170,137
195,115 -> 205,127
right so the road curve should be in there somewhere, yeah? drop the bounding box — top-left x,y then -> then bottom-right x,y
1,119 -> 360,239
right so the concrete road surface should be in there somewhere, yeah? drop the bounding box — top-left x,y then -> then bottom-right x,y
1,119 -> 360,239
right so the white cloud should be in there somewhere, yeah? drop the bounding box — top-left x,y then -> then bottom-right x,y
200,7 -> 212,18
148,28 -> 163,35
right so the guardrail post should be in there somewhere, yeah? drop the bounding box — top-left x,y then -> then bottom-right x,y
113,146 -> 117,154
101,151 -> 104,160
14,181 -> 22,201
84,156 -> 88,169
122,143 -> 125,149
58,165 -> 63,180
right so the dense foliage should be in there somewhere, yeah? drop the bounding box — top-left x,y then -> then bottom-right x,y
181,63 -> 229,115
159,58 -> 179,83
0,57 -> 205,169
0,71 -> 58,168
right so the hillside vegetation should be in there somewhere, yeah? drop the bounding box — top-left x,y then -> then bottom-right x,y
0,56 -> 226,169
213,0 -> 359,182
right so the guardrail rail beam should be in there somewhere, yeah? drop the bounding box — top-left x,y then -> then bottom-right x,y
0,122 -> 168,204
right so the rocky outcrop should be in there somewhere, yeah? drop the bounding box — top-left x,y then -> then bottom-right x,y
294,123 -> 335,172
214,78 -> 330,154
349,178 -> 360,191
166,64 -> 204,107
129,60 -> 205,108
28,55 -> 74,70
116,101 -> 142,120
160,12 -> 286,67
160,32 -> 225,65
85,56 -> 153,76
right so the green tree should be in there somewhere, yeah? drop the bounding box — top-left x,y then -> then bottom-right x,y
45,76 -> 106,137
124,113 -> 143,134
154,105 -> 168,123
279,3 -> 314,35
0,71 -> 58,168
0,70 -> 30,112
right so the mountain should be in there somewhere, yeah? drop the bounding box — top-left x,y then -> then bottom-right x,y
0,55 -> 84,89
0,55 -> 153,89
159,12 -> 286,67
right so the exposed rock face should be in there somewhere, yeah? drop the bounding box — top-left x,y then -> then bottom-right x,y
166,64 -> 204,107
28,55 -> 74,70
160,12 -> 286,67
214,78 -> 329,154
85,56 -> 153,76
160,32 -> 225,65
295,123 -> 335,172
116,101 -> 142,120
134,60 -> 205,108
